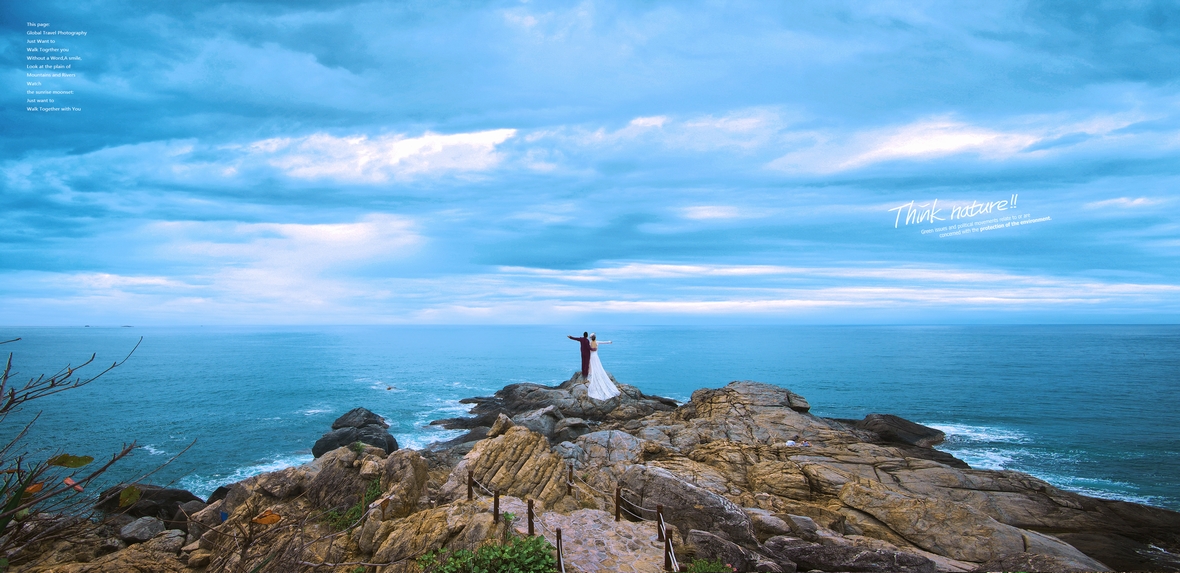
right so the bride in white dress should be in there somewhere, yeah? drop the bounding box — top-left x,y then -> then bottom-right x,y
585,333 -> 621,401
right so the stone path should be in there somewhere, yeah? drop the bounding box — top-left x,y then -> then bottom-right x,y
508,505 -> 670,573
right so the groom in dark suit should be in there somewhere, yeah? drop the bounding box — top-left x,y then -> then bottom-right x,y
567,332 -> 591,378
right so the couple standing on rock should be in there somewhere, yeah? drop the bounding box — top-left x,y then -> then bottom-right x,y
567,332 -> 621,401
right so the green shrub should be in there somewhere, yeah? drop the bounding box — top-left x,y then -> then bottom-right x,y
685,557 -> 737,572
417,534 -> 556,573
323,478 -> 381,530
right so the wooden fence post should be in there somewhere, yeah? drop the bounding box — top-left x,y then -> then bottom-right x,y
664,533 -> 673,571
614,485 -> 621,522
556,527 -> 564,569
528,499 -> 535,536
467,470 -> 473,501
567,464 -> 573,496
494,490 -> 500,523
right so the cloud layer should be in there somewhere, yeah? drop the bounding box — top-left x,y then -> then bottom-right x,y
3,1 -> 1179,324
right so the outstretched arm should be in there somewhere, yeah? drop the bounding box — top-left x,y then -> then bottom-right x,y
598,341 -> 612,344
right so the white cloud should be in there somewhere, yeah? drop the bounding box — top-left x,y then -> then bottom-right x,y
629,116 -> 668,128
680,205 -> 744,220
766,112 -> 1159,174
770,119 -> 1040,173
251,129 -> 517,182
69,273 -> 192,290
156,214 -> 422,271
1084,197 -> 1165,209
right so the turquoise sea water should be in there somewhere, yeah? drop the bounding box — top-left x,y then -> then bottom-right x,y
1,325 -> 1177,511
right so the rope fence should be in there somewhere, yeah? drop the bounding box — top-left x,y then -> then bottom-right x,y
556,463 -> 683,571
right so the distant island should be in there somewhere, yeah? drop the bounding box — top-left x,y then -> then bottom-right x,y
14,376 -> 1180,572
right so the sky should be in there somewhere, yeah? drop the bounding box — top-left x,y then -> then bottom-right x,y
2,0 -> 1179,325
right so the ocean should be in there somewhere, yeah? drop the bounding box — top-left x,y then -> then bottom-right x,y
1,325 -> 1177,511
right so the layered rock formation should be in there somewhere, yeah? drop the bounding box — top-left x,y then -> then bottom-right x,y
12,379 -> 1180,573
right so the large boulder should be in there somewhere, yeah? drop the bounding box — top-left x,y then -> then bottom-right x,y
837,480 -> 1109,570
333,407 -> 390,429
118,517 -> 165,543
95,484 -> 203,522
429,374 -> 678,442
439,426 -> 569,509
576,430 -> 644,465
312,408 -> 399,457
687,529 -> 788,572
972,552 -> 1113,573
848,414 -> 945,447
512,405 -> 563,438
620,464 -> 757,546
761,535 -> 937,573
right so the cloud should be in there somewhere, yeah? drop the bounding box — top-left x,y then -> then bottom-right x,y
767,113 -> 1153,174
770,119 -> 1040,173
1084,197 -> 1165,209
251,129 -> 517,182
680,206 -> 743,220
154,213 -> 422,271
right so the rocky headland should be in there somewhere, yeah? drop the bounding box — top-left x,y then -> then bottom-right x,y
12,375 -> 1180,573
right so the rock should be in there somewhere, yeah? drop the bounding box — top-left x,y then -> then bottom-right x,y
687,529 -> 787,572
837,480 -> 1026,562
187,548 -> 213,568
312,424 -> 399,457
847,414 -> 946,447
429,374 -> 678,439
488,413 -> 515,437
206,485 -> 231,504
785,514 -> 818,538
166,500 -> 207,532
119,516 -> 165,543
972,552 -> 1108,573
439,426 -> 569,509
95,484 -> 203,522
745,509 -> 792,540
98,536 -> 126,555
553,417 -> 591,443
577,430 -> 644,465
254,466 -> 308,499
620,464 -> 757,546
762,535 -> 937,573
377,449 -> 429,518
512,405 -> 563,438
554,441 -> 586,466
146,529 -> 187,554
682,381 -> 810,416
1054,532 -> 1176,573
45,531 -> 189,572
1020,529 -> 1112,572
332,407 -> 390,429
185,499 -> 224,541
306,446 -> 373,512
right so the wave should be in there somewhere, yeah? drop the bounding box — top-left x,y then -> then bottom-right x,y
140,444 -> 167,456
1026,471 -> 1165,507
937,446 -> 1022,470
926,423 -> 1028,444
178,453 -> 313,499
931,428 -> 1176,509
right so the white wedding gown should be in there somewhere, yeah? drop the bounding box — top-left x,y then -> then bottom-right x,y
586,349 -> 621,400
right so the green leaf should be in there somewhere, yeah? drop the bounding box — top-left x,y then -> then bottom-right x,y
118,485 -> 141,507
47,454 -> 94,468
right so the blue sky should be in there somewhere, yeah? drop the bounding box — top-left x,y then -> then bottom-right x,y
3,0 -> 1179,324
